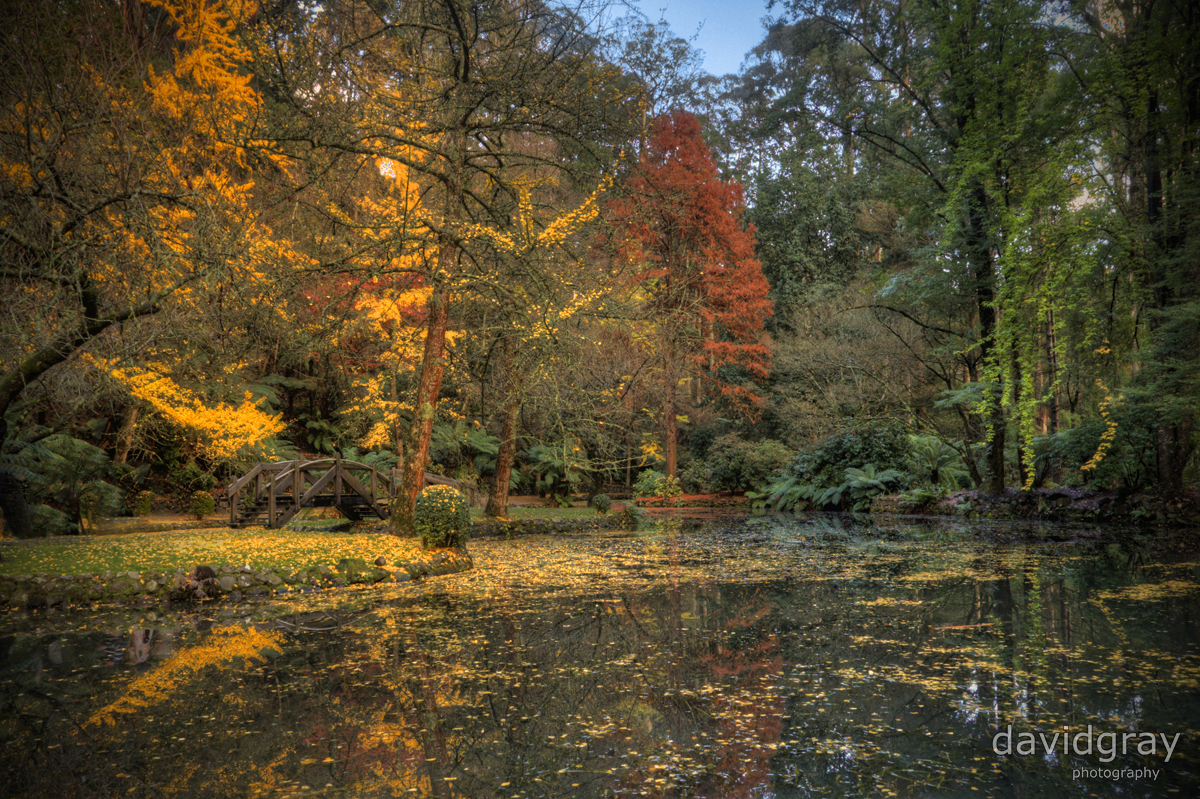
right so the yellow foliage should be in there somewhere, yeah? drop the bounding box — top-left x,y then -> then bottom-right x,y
87,626 -> 283,727
463,174 -> 611,257
1080,379 -> 1118,472
146,0 -> 261,159
345,375 -> 413,450
91,358 -> 285,461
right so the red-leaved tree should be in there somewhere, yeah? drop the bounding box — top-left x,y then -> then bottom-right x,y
610,111 -> 772,477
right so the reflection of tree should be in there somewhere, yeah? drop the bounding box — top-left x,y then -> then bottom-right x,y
774,542 -> 1200,796
2,535 -> 1198,797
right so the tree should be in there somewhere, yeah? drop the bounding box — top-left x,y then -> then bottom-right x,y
459,176 -> 614,518
252,0 -> 636,532
609,111 -> 772,477
1068,0 -> 1200,496
0,0 -> 293,534
608,16 -> 711,128
750,0 -> 1102,493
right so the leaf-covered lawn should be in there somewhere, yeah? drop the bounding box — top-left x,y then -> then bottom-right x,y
0,528 -> 427,576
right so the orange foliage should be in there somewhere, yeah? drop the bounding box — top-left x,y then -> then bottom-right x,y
609,112 -> 773,405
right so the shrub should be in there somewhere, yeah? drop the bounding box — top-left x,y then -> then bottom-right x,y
413,485 -> 471,548
545,493 -> 573,508
633,470 -> 681,500
169,460 -> 217,493
28,504 -> 71,537
590,494 -> 612,514
133,490 -> 155,517
1038,404 -> 1158,491
677,460 -> 712,494
190,490 -> 216,520
747,476 -> 815,512
749,422 -> 914,512
707,434 -> 794,492
526,440 -> 595,497
633,469 -> 664,498
788,421 -> 913,486
843,465 -> 907,511
16,433 -> 121,533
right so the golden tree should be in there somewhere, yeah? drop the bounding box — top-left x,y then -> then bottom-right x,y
251,0 -> 637,532
0,0 -> 300,533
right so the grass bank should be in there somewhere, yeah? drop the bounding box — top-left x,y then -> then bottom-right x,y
0,528 -> 428,577
0,503 -> 621,582
0,526 -> 479,610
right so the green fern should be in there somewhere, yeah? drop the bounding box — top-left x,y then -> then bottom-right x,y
844,464 -> 907,511
527,441 -> 593,497
748,475 -> 819,511
908,435 -> 971,489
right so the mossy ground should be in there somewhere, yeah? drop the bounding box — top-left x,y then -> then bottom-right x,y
0,503 -> 622,579
0,503 -> 614,578
0,528 -> 426,577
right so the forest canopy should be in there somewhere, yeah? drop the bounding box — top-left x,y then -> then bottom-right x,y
1,0 -> 1196,537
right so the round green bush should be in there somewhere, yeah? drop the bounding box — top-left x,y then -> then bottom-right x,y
189,490 -> 216,520
707,434 -> 794,492
633,470 -> 665,498
590,493 -> 612,514
413,485 -> 470,547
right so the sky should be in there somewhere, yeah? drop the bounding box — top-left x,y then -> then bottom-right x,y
630,0 -> 775,77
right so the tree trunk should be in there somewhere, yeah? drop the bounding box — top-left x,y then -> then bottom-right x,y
1043,309 -> 1059,435
664,389 -> 677,479
392,286 -> 450,534
1157,420 -> 1193,499
1038,309 -> 1061,486
115,405 -> 139,464
486,337 -> 523,518
625,433 -> 633,488
391,375 -> 405,464
968,184 -> 1005,494
1012,349 -> 1031,488
0,420 -> 35,539
486,399 -> 520,518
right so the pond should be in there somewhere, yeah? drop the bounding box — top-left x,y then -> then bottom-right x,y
2,515 -> 1199,798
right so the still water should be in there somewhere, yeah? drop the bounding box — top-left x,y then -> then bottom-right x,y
2,516 -> 1198,798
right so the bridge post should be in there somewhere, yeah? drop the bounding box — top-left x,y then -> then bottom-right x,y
268,471 -> 276,528
293,458 -> 301,509
370,466 -> 377,509
230,487 -> 237,527
334,452 -> 342,506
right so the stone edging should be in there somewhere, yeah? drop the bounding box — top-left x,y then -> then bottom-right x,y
1,550 -> 473,610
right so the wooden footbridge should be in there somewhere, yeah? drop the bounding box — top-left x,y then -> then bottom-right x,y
226,456 -> 483,529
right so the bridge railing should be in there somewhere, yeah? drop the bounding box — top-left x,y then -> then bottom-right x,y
227,455 -> 392,528
226,456 -> 486,527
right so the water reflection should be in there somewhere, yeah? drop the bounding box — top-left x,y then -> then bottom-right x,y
1,519 -> 1198,797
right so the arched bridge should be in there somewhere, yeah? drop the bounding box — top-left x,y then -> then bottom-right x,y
226,457 -> 483,529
